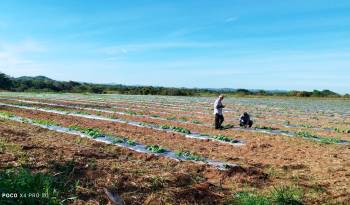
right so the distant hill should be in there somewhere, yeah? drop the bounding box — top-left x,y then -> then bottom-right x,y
15,76 -> 55,81
0,72 -> 348,97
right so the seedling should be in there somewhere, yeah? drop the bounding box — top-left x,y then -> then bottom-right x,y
213,135 -> 232,142
146,145 -> 166,153
32,119 -> 58,126
126,139 -> 136,146
175,150 -> 204,161
191,120 -> 202,124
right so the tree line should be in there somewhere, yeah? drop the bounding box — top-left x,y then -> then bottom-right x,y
0,72 -> 348,97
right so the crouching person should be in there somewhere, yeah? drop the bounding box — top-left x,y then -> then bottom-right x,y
240,112 -> 253,128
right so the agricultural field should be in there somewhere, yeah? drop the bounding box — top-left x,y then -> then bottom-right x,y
0,92 -> 349,204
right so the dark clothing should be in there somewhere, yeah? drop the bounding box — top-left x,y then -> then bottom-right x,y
240,119 -> 253,128
215,114 -> 224,129
240,113 -> 253,128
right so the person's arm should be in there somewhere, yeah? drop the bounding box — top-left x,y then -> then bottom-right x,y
216,101 -> 225,108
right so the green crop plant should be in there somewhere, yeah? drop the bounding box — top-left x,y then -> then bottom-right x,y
32,119 -> 59,126
256,125 -> 278,131
171,126 -> 191,134
68,125 -> 103,139
213,135 -> 232,142
175,150 -> 204,161
146,145 -> 167,153
166,116 -> 177,121
295,131 -> 316,139
0,111 -> 15,118
126,139 -> 136,146
107,136 -> 126,144
160,124 -> 171,129
296,131 -> 342,144
191,120 -> 202,124
150,114 -> 160,118
300,124 -> 313,128
126,111 -> 138,115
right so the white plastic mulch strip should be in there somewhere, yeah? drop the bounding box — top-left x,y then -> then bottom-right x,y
0,114 -> 238,170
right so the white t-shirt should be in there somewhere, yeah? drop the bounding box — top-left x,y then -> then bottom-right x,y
213,98 -> 224,115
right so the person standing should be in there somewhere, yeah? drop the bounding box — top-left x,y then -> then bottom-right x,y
214,95 -> 225,129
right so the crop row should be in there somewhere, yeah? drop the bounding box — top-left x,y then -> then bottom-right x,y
0,111 -> 237,170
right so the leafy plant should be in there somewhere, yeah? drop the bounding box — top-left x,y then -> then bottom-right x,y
32,119 -> 58,126
146,145 -> 166,153
255,125 -> 278,130
171,126 -> 191,134
160,124 -> 171,129
126,111 -> 138,115
68,125 -> 103,138
150,114 -> 160,118
175,150 -> 204,161
166,116 -> 177,121
0,111 -> 15,118
126,139 -> 136,146
213,135 -> 232,142
191,120 -> 202,124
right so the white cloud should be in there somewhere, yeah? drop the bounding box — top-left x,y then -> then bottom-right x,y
0,39 -> 47,76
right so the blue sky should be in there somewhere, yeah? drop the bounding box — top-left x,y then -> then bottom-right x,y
0,0 -> 349,93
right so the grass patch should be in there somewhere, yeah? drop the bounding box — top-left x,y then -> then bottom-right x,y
228,186 -> 304,205
0,168 -> 61,205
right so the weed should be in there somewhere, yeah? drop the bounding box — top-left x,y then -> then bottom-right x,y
228,186 -> 303,205
271,186 -> 303,204
0,168 -> 60,205
150,176 -> 166,191
150,114 -> 160,118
